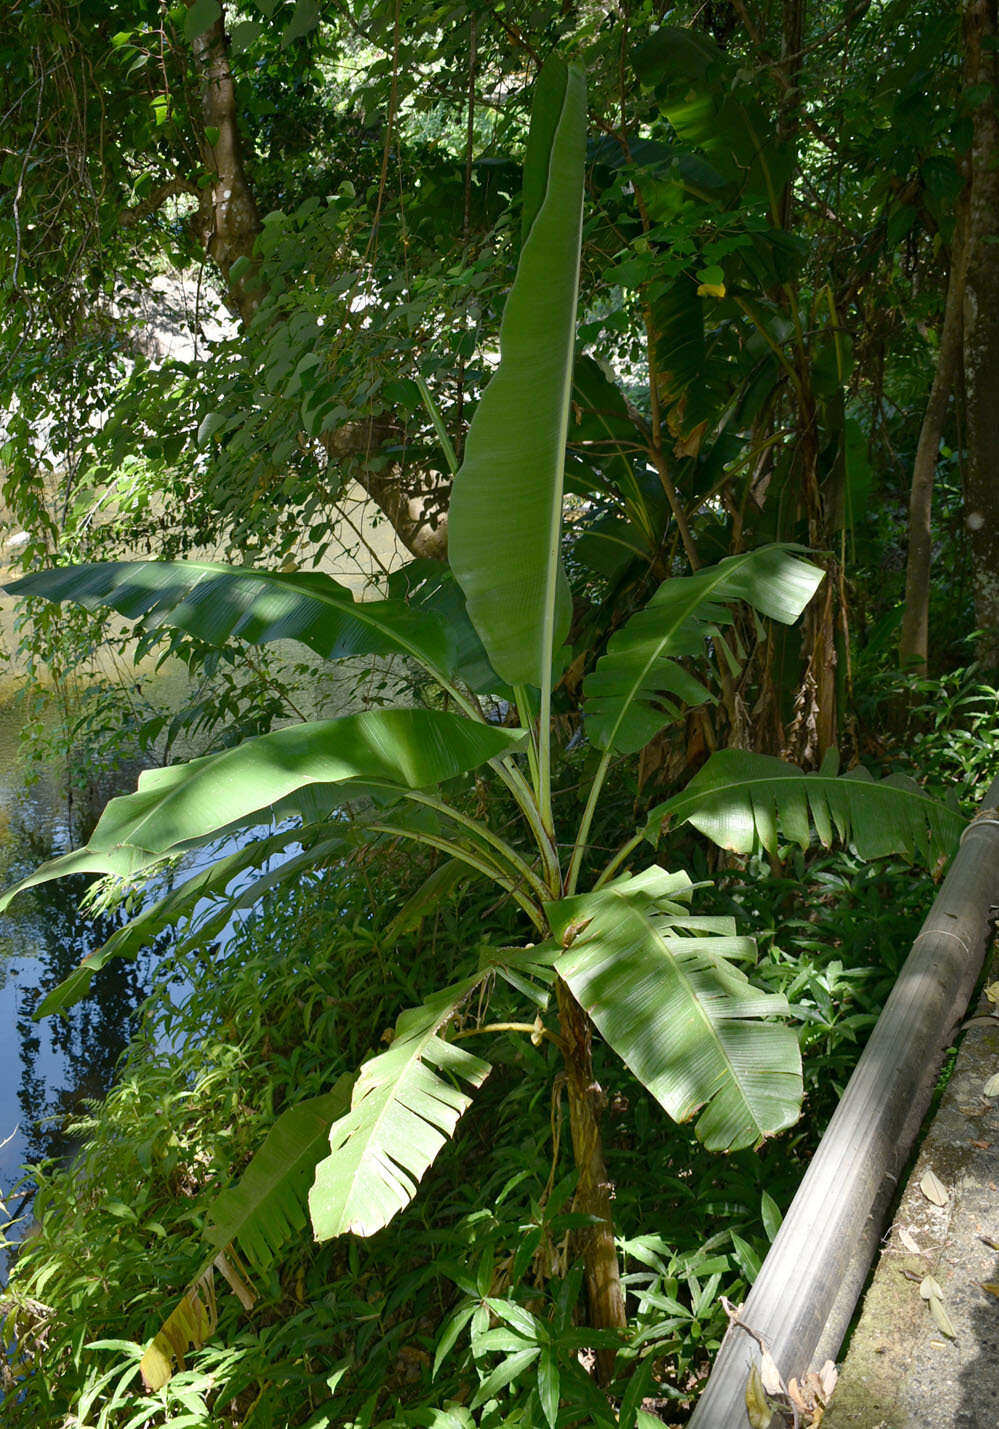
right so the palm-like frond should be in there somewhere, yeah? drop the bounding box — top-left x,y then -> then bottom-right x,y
205,1079 -> 355,1269
6,559 -> 457,682
309,975 -> 491,1240
548,867 -> 801,1151
583,546 -> 823,754
646,749 -> 963,863
141,1083 -> 355,1392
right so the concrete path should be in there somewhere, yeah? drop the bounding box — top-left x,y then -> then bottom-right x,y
824,963 -> 999,1429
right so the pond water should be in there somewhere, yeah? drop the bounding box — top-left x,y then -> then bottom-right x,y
0,670 -> 348,1267
0,693 -> 167,1218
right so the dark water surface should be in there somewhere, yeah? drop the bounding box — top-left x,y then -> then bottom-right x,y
0,701 -> 165,1212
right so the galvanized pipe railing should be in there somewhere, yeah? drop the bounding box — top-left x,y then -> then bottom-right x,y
688,776 -> 999,1428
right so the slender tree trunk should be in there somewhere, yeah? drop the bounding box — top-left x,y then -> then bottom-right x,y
899,207 -> 968,673
784,386 -> 838,764
187,6 -> 262,324
963,0 -> 999,669
555,979 -> 627,1382
778,0 -> 805,230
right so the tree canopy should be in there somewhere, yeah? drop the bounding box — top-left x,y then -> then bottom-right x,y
3,0 -> 990,705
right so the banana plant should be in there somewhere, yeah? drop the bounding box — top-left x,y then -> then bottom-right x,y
0,57 -> 962,1402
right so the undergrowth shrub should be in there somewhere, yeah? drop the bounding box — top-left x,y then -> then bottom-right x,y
1,820 -> 940,1427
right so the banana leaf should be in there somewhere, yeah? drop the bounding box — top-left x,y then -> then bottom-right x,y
448,58 -> 585,687
310,974 -> 491,1239
206,1078 -> 356,1269
6,559 -> 457,682
548,867 -> 801,1151
647,748 -> 963,863
34,824 -> 350,1018
583,546 -> 823,755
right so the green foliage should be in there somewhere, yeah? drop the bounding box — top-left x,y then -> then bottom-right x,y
310,975 -> 492,1240
649,748 -> 963,862
582,548 -> 823,755
10,561 -> 462,684
549,868 -> 802,1151
0,23 -> 974,1425
448,60 -> 583,689
0,833 -> 941,1426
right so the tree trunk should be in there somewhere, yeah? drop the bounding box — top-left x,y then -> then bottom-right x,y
555,979 -> 627,1382
778,0 -> 806,230
784,386 -> 838,764
184,2 -> 451,559
962,0 -> 999,670
899,206 -> 968,674
187,5 -> 262,324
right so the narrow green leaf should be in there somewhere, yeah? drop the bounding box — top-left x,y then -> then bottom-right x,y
469,1347 -> 540,1411
538,1348 -> 560,1429
484,1298 -> 542,1341
433,1302 -> 477,1379
448,59 -> 585,687
760,1189 -> 782,1242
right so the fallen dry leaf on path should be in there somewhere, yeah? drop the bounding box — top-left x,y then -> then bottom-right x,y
919,1275 -> 957,1338
920,1169 -> 949,1206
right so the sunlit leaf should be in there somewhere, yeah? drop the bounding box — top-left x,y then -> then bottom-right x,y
920,1169 -> 948,1206
548,867 -> 802,1151
206,1079 -> 355,1269
584,547 -> 822,754
448,59 -> 585,686
79,711 -> 525,856
647,748 -> 962,864
6,559 -> 458,684
310,975 -> 491,1239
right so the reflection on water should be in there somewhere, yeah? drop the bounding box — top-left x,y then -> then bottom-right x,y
0,699 -> 172,1236
2,847 -> 167,1174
